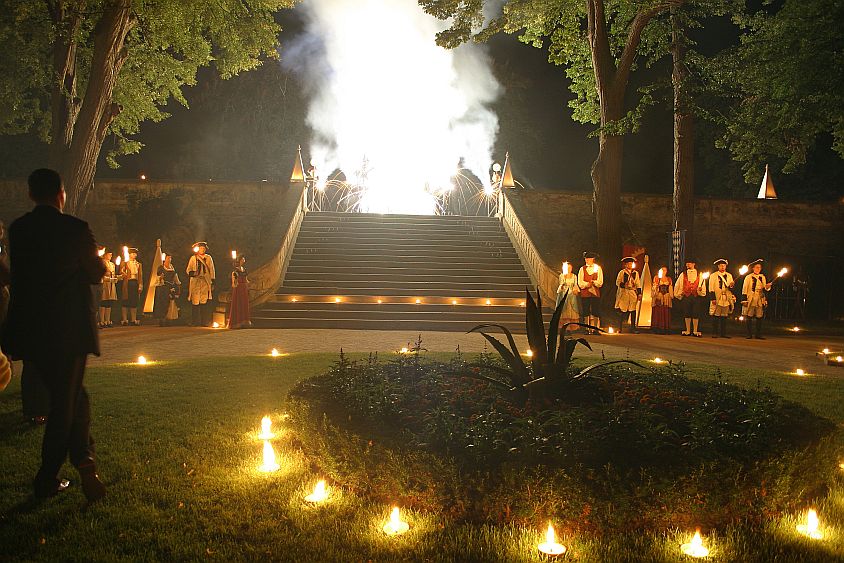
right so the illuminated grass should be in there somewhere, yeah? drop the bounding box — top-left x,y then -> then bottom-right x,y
0,353 -> 841,561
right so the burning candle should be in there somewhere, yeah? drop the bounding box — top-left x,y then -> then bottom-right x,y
123,246 -> 130,262
115,256 -> 121,268
796,509 -> 823,539
160,251 -> 166,262
304,480 -> 329,503
653,357 -> 664,364
658,269 -> 664,279
258,441 -> 280,472
334,297 -> 342,303
377,299 -> 383,304
451,299 -> 458,305
399,347 -> 409,354
383,506 -> 409,535
537,523 -> 567,557
701,271 -> 710,281
794,368 -> 806,376
259,416 -> 274,439
607,327 -> 615,334
680,529 -> 710,558
136,356 -> 148,365
212,322 -> 220,329
270,348 -> 280,357
485,299 -> 492,305
415,298 -> 422,304
562,262 -> 570,275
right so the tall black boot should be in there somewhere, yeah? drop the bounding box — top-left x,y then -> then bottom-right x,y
200,303 -> 211,327
746,318 -> 754,339
191,304 -> 201,327
720,317 -> 730,338
755,317 -> 765,339
711,317 -> 720,338
630,311 -> 639,333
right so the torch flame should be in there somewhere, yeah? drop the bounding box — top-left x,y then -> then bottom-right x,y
797,508 -> 823,539
701,271 -> 710,280
98,248 -> 106,257
739,265 -> 749,275
193,246 -> 200,253
232,250 -> 238,260
115,256 -> 121,266
562,262 -> 569,275
525,349 -> 533,358
123,246 -> 130,262
658,269 -> 663,279
258,440 -> 280,472
777,267 -> 788,277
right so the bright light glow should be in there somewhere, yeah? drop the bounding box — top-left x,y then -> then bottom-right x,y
839,462 -> 844,470
291,297 -> 298,302
739,265 -> 749,275
305,480 -> 329,503
292,0 -> 500,214
658,269 -> 664,279
193,246 -> 200,253
483,185 -> 495,197
525,349 -> 533,358
271,348 -> 280,357
738,316 -> 745,321
777,267 -> 788,277
796,509 -> 823,540
792,326 -> 800,332
607,327 -> 615,334
115,256 -> 121,267
485,299 -> 492,305
139,174 -> 147,180
334,297 -> 342,303
451,299 -> 458,305
836,356 -> 843,363
399,347 -> 409,354
383,506 -> 410,535
97,248 -> 106,257
232,250 -> 238,260
822,348 -> 830,354
259,416 -> 274,440
537,523 -> 566,556
795,369 -> 806,376
212,322 -> 220,329
415,298 -> 422,304
377,299 -> 383,304
680,529 -> 710,558
160,252 -> 166,262
519,301 -> 525,307
701,271 -> 710,280
123,246 -> 130,262
258,441 -> 280,473
653,358 -> 664,364
136,356 -> 148,365
562,262 -> 569,275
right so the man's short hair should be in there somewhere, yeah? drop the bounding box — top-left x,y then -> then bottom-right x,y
28,168 -> 63,202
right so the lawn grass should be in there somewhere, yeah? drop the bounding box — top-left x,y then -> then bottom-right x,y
0,351 -> 842,562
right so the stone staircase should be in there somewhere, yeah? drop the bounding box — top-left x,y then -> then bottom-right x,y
251,211 -> 535,332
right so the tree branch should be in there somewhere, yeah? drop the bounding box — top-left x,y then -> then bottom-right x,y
586,0 -> 616,96
614,2 -> 682,97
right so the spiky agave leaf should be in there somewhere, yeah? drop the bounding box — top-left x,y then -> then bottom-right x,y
546,290 -> 566,364
468,324 -> 529,385
524,289 -> 547,366
573,359 -> 646,380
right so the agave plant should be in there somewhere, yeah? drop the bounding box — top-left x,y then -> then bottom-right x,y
460,288 -> 643,403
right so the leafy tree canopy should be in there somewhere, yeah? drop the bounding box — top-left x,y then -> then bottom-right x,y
0,0 -> 295,168
703,0 -> 844,182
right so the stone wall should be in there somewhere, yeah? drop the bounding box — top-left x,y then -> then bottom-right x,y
0,179 -> 301,283
505,190 -> 844,318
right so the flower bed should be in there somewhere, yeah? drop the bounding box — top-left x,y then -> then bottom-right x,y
287,352 -> 837,532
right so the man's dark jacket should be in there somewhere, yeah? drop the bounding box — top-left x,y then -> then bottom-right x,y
1,205 -> 105,359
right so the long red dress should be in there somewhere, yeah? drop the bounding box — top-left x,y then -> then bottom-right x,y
227,267 -> 251,328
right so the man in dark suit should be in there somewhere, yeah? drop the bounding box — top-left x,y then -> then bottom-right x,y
1,169 -> 107,502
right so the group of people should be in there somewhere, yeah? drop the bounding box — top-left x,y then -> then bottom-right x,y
93,241 -> 251,329
557,252 -> 775,339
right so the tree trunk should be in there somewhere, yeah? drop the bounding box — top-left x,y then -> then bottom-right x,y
47,1 -> 84,169
591,115 -> 624,270
59,1 -> 134,214
671,12 -> 695,253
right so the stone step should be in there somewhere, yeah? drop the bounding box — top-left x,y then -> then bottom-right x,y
250,316 -> 528,334
262,299 -> 529,311
304,211 -> 500,223
283,271 -> 532,284
280,279 -> 530,292
285,263 -> 528,274
275,286 -> 528,298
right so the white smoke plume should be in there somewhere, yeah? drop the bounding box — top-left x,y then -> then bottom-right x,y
287,0 -> 501,214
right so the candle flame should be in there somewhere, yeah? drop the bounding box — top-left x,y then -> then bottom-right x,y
259,440 -> 280,472
797,508 -> 823,539
701,271 -> 710,280
212,322 -> 220,328
415,298 -> 421,304
305,480 -> 329,503
680,529 -> 710,558
270,348 -> 280,357
400,347 -> 409,354
607,327 -> 615,334
137,356 -> 147,365
485,299 -> 492,305
451,299 -> 458,305
658,269 -> 663,279
383,506 -> 409,535
562,262 -> 569,275
160,252 -> 166,262
123,246 -> 130,262
545,523 -> 556,544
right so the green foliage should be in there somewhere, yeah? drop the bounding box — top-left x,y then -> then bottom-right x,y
289,354 -> 838,529
701,0 -> 844,182
0,0 -> 296,167
460,288 -> 643,403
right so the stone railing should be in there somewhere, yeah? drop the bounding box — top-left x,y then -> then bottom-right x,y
219,183 -> 307,308
498,189 -> 559,304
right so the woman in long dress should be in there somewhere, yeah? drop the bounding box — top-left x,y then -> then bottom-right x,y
556,261 -> 580,330
153,254 -> 181,326
227,255 -> 252,328
651,266 -> 673,334
99,250 -> 118,328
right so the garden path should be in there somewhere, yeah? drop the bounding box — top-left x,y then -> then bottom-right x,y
91,325 -> 844,376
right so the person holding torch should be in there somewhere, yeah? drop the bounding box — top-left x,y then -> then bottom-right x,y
741,259 -> 772,339
186,242 -> 215,327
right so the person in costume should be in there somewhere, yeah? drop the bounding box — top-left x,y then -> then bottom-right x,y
577,251 -> 603,334
741,259 -> 771,339
227,254 -> 252,329
120,247 -> 143,326
555,260 -> 580,330
153,253 -> 181,326
674,258 -> 707,337
708,259 -> 736,339
651,266 -> 673,334
614,257 -> 642,333
186,242 -> 215,327
98,249 -> 118,328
